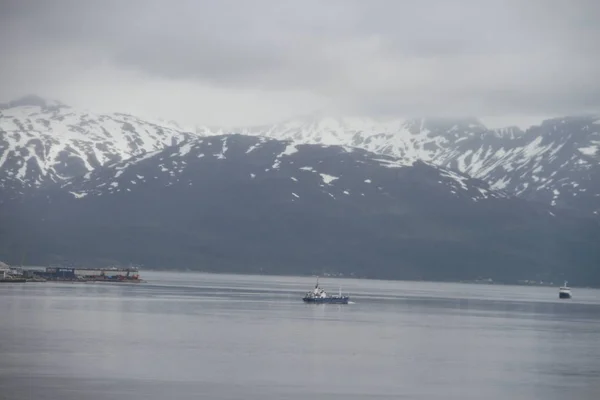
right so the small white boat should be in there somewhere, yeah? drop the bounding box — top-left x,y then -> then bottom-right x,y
559,281 -> 572,299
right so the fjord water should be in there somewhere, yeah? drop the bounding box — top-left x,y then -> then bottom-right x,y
1,272 -> 599,400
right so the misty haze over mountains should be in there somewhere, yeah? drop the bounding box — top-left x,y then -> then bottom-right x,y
1,96 -> 599,285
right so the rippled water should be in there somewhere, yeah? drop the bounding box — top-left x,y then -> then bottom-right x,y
1,272 -> 599,399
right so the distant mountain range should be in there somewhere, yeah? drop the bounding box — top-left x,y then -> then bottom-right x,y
228,115 -> 600,217
1,96 -> 599,284
2,96 -> 599,216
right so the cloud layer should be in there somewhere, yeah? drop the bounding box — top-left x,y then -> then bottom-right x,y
1,0 -> 599,126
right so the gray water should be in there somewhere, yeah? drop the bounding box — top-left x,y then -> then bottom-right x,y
1,271 -> 599,400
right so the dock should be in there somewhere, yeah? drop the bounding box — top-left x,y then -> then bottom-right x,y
1,265 -> 145,283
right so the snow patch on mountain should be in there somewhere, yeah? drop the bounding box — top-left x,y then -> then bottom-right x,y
320,173 -> 339,185
579,143 -> 599,156
272,143 -> 298,169
69,191 -> 88,199
214,137 -> 229,159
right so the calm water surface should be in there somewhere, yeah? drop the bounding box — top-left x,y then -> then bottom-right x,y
1,272 -> 599,399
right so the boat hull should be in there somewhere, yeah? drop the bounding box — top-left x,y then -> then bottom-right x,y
559,292 -> 572,299
303,296 -> 350,304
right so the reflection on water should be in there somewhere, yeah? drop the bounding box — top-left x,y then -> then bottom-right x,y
1,272 -> 599,399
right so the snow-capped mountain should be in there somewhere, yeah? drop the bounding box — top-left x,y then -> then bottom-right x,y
5,134 -> 599,284
0,95 -> 195,195
63,134 -> 508,204
226,115 -> 600,216
1,97 -> 599,216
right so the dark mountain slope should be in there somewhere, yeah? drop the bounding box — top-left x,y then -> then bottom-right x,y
2,135 -> 598,284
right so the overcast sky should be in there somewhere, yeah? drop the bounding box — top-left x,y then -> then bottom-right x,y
1,0 -> 599,128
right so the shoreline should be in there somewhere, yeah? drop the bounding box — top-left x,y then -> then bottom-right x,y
4,266 -> 586,289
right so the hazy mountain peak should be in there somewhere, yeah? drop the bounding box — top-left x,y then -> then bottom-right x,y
0,94 -> 66,110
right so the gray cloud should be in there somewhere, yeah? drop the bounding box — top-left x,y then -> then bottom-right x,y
1,0 -> 599,125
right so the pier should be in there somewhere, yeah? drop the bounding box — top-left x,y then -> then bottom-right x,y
1,265 -> 144,283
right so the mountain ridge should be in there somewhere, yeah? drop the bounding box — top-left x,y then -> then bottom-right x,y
223,114 -> 600,216
1,96 -> 599,216
3,134 -> 598,284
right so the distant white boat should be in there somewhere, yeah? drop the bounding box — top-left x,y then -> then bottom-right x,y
559,281 -> 572,299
